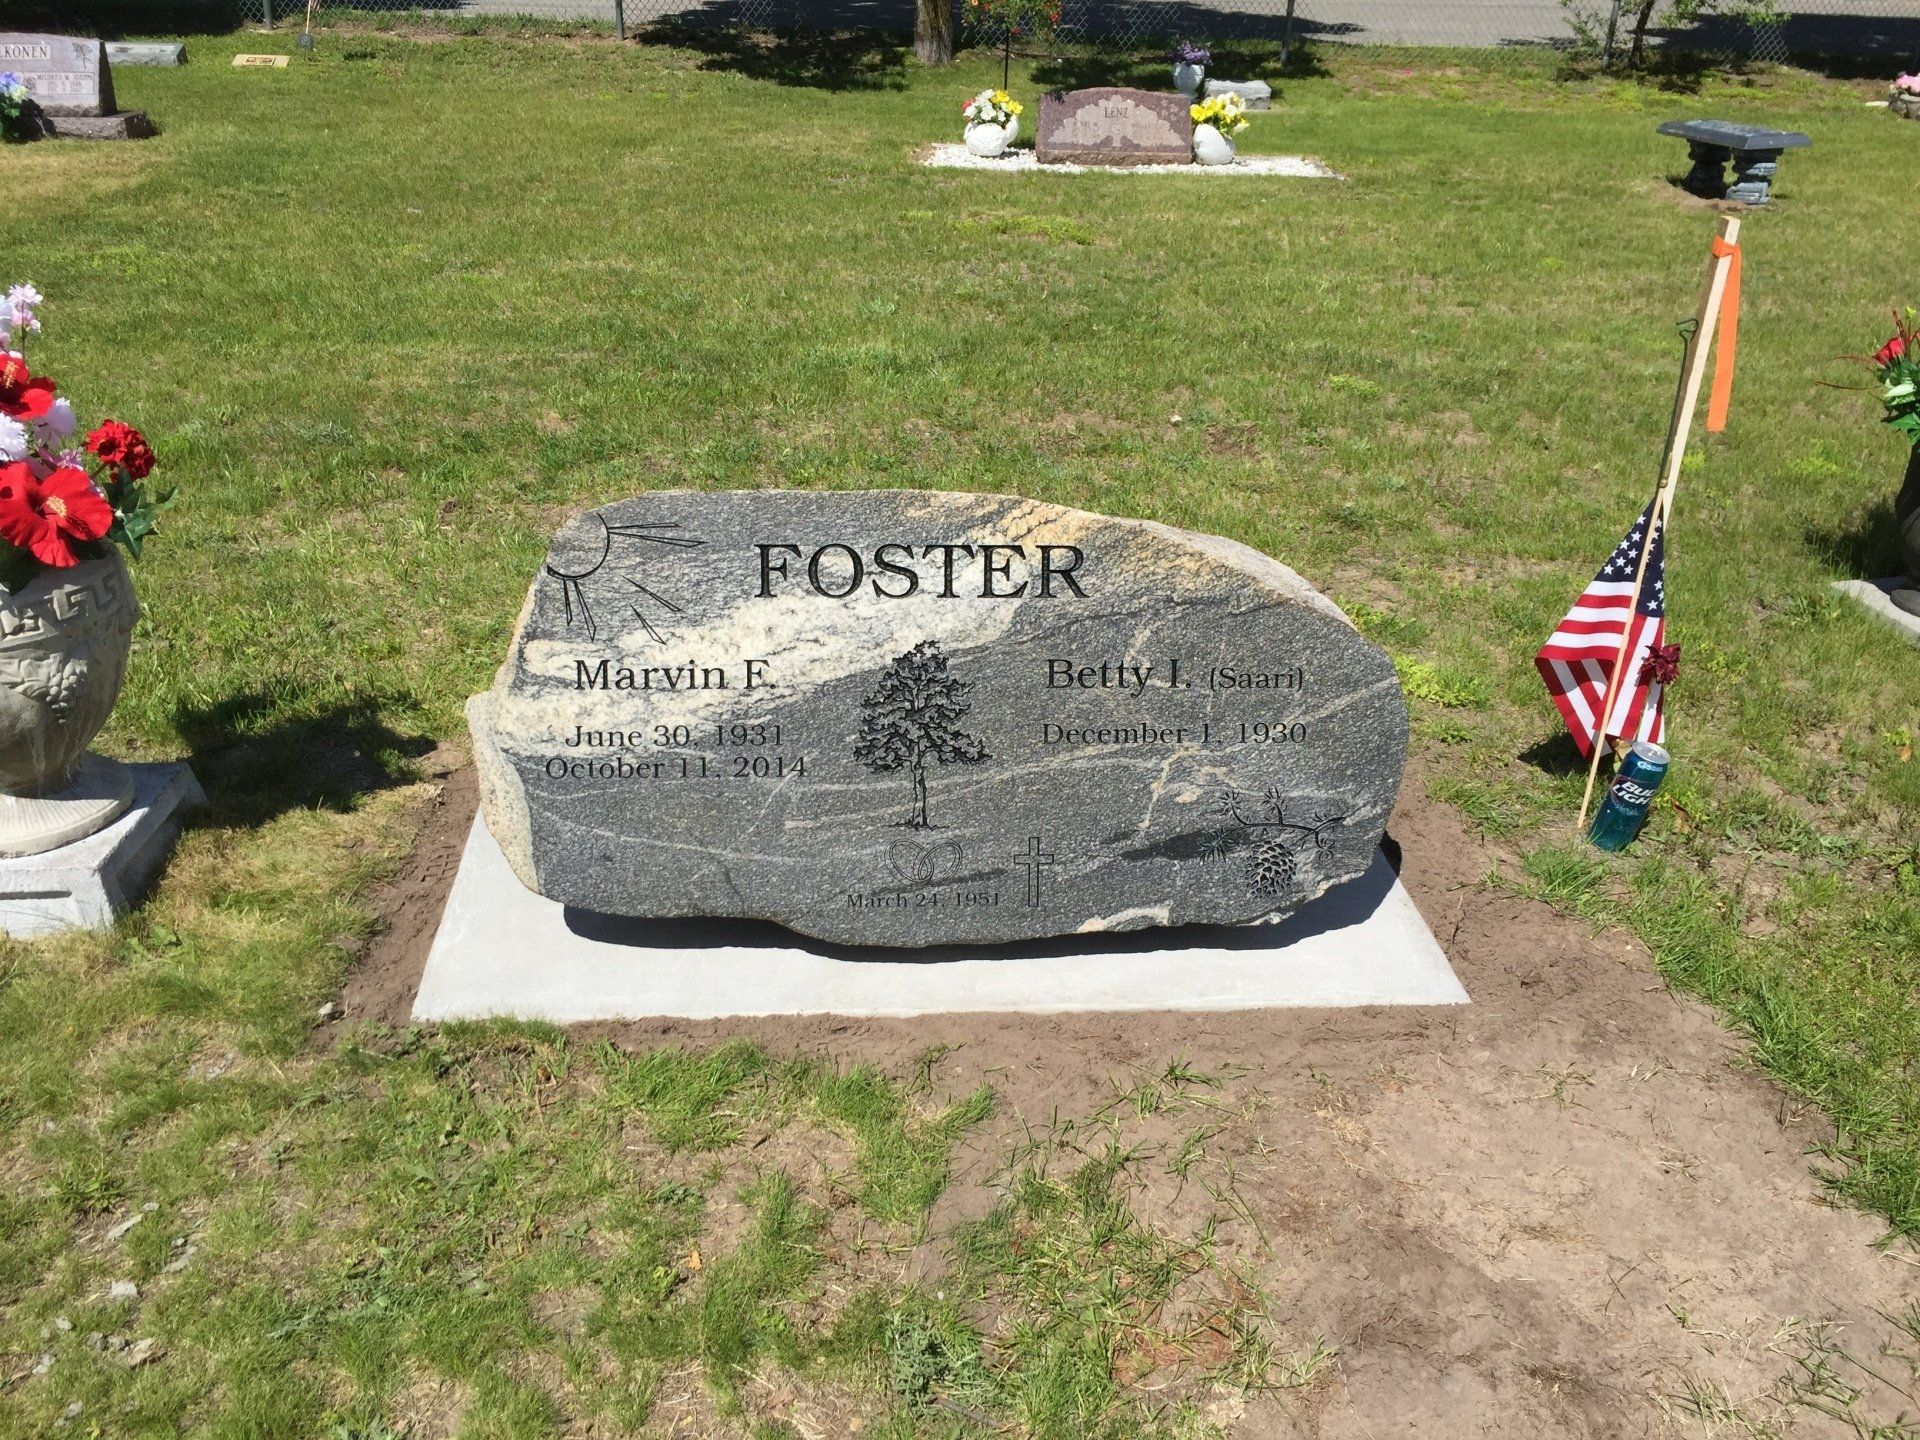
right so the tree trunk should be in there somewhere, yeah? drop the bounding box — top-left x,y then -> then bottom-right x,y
1627,0 -> 1659,68
910,762 -> 930,828
915,0 -> 954,66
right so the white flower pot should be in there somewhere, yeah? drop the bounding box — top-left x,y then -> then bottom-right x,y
1172,62 -> 1204,98
964,116 -> 1017,157
1192,122 -> 1235,165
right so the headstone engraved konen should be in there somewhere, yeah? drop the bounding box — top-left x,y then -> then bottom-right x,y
1036,88 -> 1193,166
0,34 -> 154,139
0,33 -> 112,115
469,491 -> 1408,947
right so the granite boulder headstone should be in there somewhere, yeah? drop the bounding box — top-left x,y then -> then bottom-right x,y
470,492 -> 1407,947
1036,88 -> 1193,166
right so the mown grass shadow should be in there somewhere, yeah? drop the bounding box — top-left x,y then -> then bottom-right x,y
171,691 -> 436,829
6,0 -> 244,36
1519,732 -> 1589,779
639,13 -> 909,89
1807,497 -> 1904,583
1678,12 -> 1920,78
1029,34 -> 1330,90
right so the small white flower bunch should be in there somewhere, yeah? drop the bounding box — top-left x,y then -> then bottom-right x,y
963,88 -> 1022,129
0,286 -> 75,463
7,283 -> 42,337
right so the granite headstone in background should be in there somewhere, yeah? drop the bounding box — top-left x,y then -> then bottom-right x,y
1203,78 -> 1272,110
0,34 -> 154,139
105,42 -> 185,67
0,34 -> 114,115
1037,88 -> 1193,166
469,491 -> 1408,947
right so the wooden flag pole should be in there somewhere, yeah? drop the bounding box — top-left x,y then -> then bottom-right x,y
1575,214 -> 1741,831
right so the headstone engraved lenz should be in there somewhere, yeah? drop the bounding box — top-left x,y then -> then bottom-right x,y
468,491 -> 1408,947
1036,87 -> 1194,166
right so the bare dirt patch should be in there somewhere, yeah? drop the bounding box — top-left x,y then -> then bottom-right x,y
345,761 -> 474,1027
349,767 -> 1920,1434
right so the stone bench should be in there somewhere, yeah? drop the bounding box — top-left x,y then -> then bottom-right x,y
1656,119 -> 1810,206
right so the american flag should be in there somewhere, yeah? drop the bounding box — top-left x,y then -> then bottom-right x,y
1535,500 -> 1669,760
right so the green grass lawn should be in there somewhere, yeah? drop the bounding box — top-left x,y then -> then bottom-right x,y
2,23 -> 1919,1437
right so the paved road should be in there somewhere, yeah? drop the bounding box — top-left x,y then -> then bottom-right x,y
410,0 -> 1920,55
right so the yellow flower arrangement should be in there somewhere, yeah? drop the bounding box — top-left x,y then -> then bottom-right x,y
1189,92 -> 1251,138
963,88 -> 1023,127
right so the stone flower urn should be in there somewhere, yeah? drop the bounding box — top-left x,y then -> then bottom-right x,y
1193,122 -> 1236,165
0,550 -> 139,855
964,115 -> 1018,157
1892,448 -> 1920,616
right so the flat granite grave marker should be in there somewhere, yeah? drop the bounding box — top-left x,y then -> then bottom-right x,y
468,491 -> 1408,947
0,34 -> 154,139
1037,88 -> 1193,166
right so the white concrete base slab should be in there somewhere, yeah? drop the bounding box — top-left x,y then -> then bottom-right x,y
413,816 -> 1468,1022
1833,577 -> 1920,641
0,762 -> 205,938
921,143 -> 1342,178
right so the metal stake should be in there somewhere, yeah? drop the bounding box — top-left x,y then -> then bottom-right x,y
1600,0 -> 1625,70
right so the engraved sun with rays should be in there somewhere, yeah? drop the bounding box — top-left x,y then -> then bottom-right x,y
545,512 -> 705,643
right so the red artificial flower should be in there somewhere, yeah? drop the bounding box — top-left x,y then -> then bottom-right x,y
0,353 -> 56,422
1638,641 -> 1682,687
0,462 -> 113,568
84,419 -> 155,480
1875,333 -> 1908,368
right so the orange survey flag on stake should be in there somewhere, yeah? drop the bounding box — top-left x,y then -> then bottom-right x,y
1705,234 -> 1741,433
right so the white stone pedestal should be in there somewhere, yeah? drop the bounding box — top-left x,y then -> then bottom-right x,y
0,763 -> 204,937
1833,578 -> 1920,642
414,817 -> 1468,1022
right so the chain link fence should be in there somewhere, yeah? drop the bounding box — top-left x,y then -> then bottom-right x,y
217,0 -> 1916,67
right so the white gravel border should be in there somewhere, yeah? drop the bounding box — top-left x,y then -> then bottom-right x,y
922,143 -> 1341,178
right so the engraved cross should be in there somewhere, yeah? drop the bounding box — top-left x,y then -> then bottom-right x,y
1012,836 -> 1055,908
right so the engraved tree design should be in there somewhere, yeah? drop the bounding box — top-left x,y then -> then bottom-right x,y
853,640 -> 989,830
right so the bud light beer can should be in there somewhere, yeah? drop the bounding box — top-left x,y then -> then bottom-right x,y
1588,741 -> 1669,852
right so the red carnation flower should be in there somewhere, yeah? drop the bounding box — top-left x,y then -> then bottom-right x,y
0,354 -> 56,422
0,462 -> 114,568
1638,641 -> 1682,687
1876,333 -> 1908,368
85,420 -> 156,480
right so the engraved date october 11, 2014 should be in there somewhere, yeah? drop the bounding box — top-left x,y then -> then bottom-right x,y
545,719 -> 805,781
